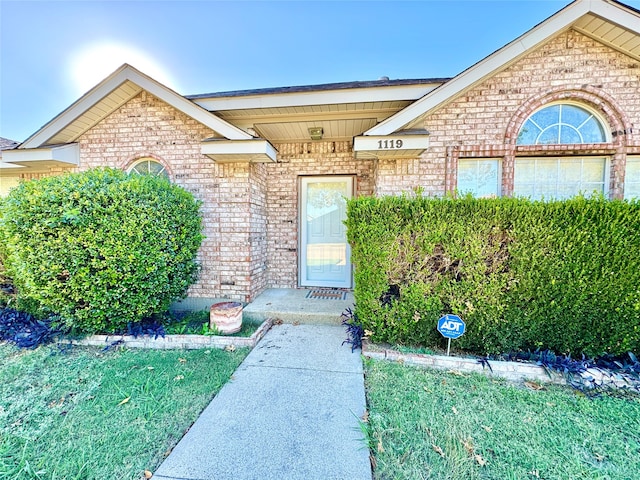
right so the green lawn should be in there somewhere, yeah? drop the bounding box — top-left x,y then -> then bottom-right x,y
0,342 -> 248,480
164,309 -> 258,336
364,358 -> 640,480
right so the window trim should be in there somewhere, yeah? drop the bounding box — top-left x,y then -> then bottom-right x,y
127,157 -> 169,178
624,156 -> 640,200
456,157 -> 502,198
513,156 -> 610,201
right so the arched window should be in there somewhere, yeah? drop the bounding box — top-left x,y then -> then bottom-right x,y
511,103 -> 610,200
128,158 -> 169,178
517,103 -> 607,145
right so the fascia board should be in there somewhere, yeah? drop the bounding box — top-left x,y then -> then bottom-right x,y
2,143 -> 80,165
591,0 -> 640,34
21,65 -> 251,149
21,65 -> 136,149
364,0 -> 594,136
192,84 -> 441,112
126,69 -> 252,140
201,139 -> 277,162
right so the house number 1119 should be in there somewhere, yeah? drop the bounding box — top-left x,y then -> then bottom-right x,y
378,139 -> 403,149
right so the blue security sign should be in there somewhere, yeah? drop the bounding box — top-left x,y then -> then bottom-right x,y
437,314 -> 466,339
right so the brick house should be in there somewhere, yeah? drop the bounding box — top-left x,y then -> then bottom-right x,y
1,0 -> 639,305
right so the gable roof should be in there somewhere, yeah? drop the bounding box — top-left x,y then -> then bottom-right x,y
365,0 -> 640,136
20,64 -> 252,149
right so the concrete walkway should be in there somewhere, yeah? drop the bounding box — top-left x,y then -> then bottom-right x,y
153,323 -> 372,480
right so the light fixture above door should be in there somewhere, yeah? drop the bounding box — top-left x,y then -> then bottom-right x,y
308,127 -> 323,140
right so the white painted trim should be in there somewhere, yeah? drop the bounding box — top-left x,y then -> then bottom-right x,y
353,134 -> 430,153
191,84 -> 442,112
299,176 -> 353,288
21,64 -> 251,149
2,143 -> 79,165
364,0 -> 638,136
589,0 -> 640,35
513,155 -> 610,200
456,157 -> 502,198
0,162 -> 25,170
201,139 -> 278,162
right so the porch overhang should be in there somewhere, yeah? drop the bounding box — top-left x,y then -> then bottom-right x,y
0,143 -> 79,176
353,131 -> 430,159
201,139 -> 278,163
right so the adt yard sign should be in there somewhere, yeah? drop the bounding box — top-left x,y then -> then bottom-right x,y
437,314 -> 465,356
437,314 -> 465,339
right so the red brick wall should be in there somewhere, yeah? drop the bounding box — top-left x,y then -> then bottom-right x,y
265,141 -> 374,288
413,30 -> 640,199
374,155 -> 445,197
77,92 -> 267,301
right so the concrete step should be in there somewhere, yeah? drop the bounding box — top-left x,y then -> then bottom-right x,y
243,288 -> 354,326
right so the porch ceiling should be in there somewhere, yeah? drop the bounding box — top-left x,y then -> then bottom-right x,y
215,101 -> 414,142
189,79 -> 445,144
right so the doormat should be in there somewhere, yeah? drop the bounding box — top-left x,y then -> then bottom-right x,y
305,289 -> 347,300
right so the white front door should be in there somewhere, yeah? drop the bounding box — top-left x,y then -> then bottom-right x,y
300,176 -> 353,288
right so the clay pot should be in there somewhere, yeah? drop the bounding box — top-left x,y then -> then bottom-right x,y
209,301 -> 243,334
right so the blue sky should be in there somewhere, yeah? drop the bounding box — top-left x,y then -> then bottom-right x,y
2,0 -> 639,143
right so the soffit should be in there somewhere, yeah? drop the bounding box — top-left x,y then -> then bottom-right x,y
254,118 -> 380,143
201,139 -> 277,163
47,81 -> 142,145
216,100 -> 413,142
189,81 -> 443,111
21,64 -> 251,149
573,13 -> 640,61
216,101 -> 413,121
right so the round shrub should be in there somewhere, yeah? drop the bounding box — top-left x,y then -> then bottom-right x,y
0,168 -> 203,333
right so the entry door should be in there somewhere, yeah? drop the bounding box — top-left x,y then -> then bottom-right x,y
300,176 -> 353,288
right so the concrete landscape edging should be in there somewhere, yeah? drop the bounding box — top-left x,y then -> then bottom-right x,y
63,318 -> 273,350
362,342 -> 565,384
362,343 -> 639,391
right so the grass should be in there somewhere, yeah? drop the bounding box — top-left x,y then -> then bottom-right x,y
163,309 -> 258,337
364,358 -> 640,480
0,342 -> 248,480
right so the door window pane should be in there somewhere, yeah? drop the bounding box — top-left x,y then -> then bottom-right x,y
300,177 -> 352,288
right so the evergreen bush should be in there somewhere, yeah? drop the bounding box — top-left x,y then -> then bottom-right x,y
346,194 -> 640,356
0,168 -> 203,333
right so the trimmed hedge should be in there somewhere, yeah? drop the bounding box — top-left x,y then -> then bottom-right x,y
0,168 -> 203,333
346,195 -> 640,356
